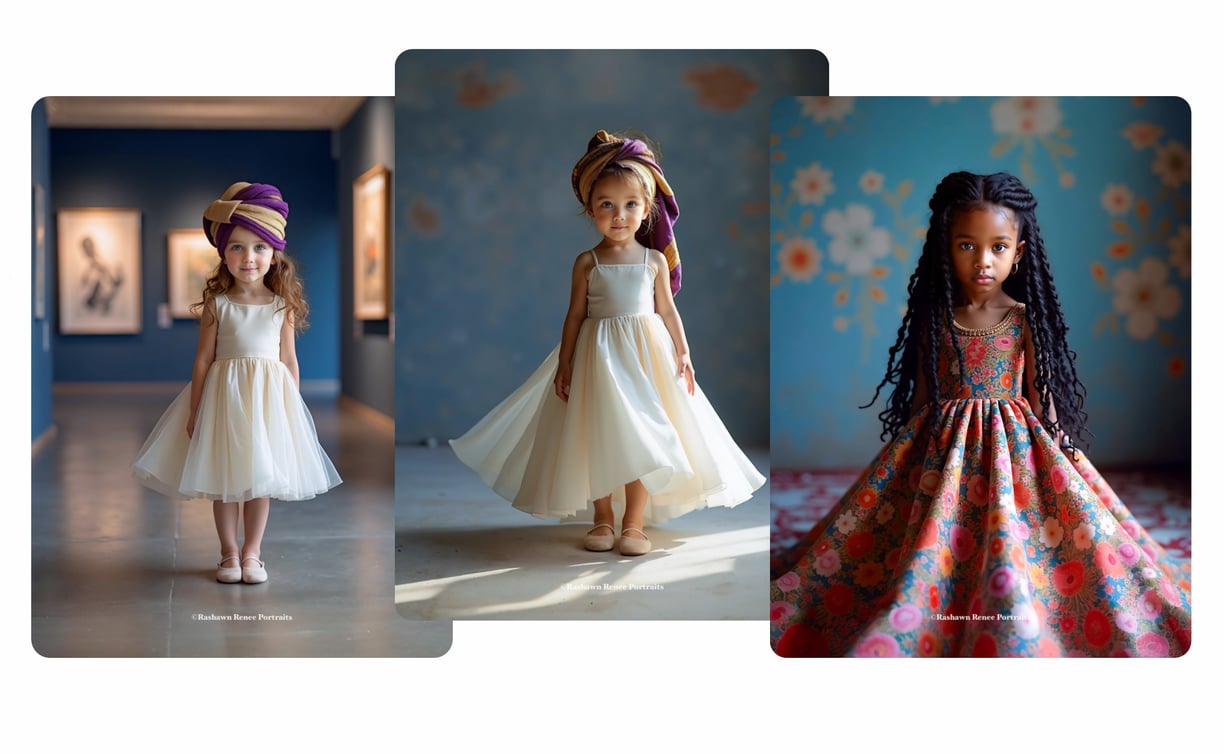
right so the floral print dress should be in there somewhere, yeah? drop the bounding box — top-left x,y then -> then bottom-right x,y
770,304 -> 1191,657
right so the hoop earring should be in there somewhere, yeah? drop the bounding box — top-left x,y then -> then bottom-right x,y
1012,262 -> 1019,274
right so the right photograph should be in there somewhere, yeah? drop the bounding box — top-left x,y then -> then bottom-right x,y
768,97 -> 1191,657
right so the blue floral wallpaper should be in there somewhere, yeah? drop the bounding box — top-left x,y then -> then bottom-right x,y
770,97 -> 1190,467
395,50 -> 828,446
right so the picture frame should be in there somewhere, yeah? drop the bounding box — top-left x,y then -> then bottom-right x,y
353,164 -> 391,320
56,207 -> 142,334
167,228 -> 218,318
33,184 -> 46,320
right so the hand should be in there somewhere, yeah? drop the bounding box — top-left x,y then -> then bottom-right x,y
186,416 -> 196,439
677,353 -> 695,396
553,364 -> 573,403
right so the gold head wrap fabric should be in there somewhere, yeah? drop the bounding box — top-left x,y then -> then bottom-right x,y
571,130 -> 682,295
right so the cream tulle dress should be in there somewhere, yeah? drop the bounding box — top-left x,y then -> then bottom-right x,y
450,249 -> 765,524
132,294 -> 342,502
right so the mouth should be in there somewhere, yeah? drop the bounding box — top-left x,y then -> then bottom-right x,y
972,276 -> 994,284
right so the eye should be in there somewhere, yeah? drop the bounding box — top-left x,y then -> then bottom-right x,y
993,243 -> 1009,252
600,201 -> 613,209
957,242 -> 975,251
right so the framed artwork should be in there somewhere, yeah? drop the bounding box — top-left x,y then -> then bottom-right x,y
33,184 -> 46,320
353,164 -> 391,319
56,207 -> 142,334
167,228 -> 218,318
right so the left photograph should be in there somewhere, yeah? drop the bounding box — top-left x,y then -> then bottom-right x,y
30,97 -> 451,657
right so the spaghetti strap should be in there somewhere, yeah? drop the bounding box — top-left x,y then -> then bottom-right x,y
590,249 -> 601,268
642,248 -> 649,265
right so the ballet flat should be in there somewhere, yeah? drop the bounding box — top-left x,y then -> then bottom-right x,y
583,523 -> 616,552
216,554 -> 242,584
241,556 -> 268,584
618,527 -> 652,556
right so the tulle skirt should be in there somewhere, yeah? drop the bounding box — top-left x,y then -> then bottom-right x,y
450,312 -> 765,524
132,356 -> 342,502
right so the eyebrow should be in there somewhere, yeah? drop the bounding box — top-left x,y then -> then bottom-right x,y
952,232 -> 1013,240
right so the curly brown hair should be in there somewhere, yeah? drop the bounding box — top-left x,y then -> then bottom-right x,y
190,248 -> 310,331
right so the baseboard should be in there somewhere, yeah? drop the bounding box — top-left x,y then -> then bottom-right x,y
31,424 -> 58,459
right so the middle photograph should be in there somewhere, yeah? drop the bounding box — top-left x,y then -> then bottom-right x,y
393,49 -> 827,620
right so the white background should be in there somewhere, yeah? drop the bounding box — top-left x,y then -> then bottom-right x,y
6,1 -> 1214,747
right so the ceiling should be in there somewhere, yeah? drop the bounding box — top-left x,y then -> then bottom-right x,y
43,96 -> 368,130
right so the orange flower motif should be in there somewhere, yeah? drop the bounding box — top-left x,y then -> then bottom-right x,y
1121,121 -> 1164,149
1052,561 -> 1085,597
777,237 -> 822,283
938,546 -> 954,576
917,519 -> 939,549
1091,262 -> 1108,283
918,630 -> 942,657
1095,542 -> 1125,578
834,289 -> 849,306
870,265 -> 889,278
870,285 -> 886,302
1107,242 -> 1133,259
683,64 -> 758,112
1000,371 -> 1014,390
409,195 -> 440,235
855,488 -> 878,508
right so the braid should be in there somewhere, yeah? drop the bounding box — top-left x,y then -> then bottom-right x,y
865,171 -> 1090,449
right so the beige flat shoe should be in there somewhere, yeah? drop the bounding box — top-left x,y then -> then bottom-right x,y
618,527 -> 651,556
583,523 -> 616,552
216,554 -> 242,583
241,556 -> 268,584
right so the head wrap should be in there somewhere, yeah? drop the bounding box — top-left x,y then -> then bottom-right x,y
571,131 -> 682,295
202,182 -> 289,256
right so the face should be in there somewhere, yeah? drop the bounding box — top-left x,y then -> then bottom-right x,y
222,225 -> 276,283
948,204 -> 1025,301
586,174 -> 649,242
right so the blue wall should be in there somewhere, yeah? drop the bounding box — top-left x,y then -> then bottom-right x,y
48,129 -> 340,383
337,97 -> 394,416
394,50 -> 828,446
31,100 -> 53,443
769,97 -> 1191,467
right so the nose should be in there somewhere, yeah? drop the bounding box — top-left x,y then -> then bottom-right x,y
974,249 -> 991,269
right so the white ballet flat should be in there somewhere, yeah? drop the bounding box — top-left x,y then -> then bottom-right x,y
618,527 -> 651,556
241,556 -> 268,584
216,554 -> 242,583
583,523 -> 616,552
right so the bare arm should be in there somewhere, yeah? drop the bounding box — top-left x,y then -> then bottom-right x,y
553,252 -> 593,402
651,249 -> 695,395
280,310 -> 300,390
187,298 -> 219,438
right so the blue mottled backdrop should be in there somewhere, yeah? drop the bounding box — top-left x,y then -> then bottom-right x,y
770,97 -> 1190,467
395,50 -> 828,446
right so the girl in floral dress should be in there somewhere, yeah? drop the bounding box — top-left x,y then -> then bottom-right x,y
770,171 -> 1190,657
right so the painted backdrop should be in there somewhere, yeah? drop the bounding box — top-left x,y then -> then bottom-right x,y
395,50 -> 828,447
770,97 -> 1190,467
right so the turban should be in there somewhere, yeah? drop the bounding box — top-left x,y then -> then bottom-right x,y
203,182 -> 289,256
571,131 -> 682,295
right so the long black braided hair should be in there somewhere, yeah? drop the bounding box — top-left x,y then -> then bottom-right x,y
862,171 -> 1090,452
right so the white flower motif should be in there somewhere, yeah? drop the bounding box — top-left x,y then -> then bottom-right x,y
1039,517 -> 1063,548
1100,184 -> 1134,216
822,204 -> 892,275
777,237 -> 822,282
791,162 -> 835,205
990,97 -> 1062,136
796,96 -> 854,124
859,170 -> 884,194
1112,257 -> 1182,339
1098,513 -> 1116,536
836,510 -> 858,534
1151,140 -> 1190,188
1166,224 -> 1190,278
1073,523 -> 1096,551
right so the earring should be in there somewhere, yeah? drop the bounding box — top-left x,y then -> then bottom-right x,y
1012,262 -> 1019,274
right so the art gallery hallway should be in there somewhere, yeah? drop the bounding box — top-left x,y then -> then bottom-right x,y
31,388 -> 450,658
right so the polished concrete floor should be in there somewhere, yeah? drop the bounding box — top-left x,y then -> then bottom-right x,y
394,446 -> 770,620
31,388 -> 451,657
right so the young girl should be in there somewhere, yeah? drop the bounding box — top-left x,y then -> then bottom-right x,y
450,130 -> 765,556
770,171 -> 1190,657
132,182 -> 342,584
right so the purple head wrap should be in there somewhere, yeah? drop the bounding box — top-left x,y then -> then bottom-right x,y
202,182 -> 290,256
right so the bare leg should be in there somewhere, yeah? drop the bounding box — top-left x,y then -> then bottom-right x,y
592,495 -> 615,529
241,496 -> 271,561
583,495 -> 617,551
622,481 -> 648,540
213,501 -> 241,581
214,500 -> 240,558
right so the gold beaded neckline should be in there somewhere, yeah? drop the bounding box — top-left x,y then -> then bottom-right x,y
952,303 -> 1023,336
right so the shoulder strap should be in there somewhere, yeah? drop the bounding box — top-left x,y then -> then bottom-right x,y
590,249 -> 601,267
642,247 -> 649,265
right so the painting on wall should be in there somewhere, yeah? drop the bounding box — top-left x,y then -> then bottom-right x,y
167,228 -> 218,318
56,207 -> 142,334
354,164 -> 390,320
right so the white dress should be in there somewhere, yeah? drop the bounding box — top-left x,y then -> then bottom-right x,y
131,294 -> 342,502
450,249 -> 765,524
